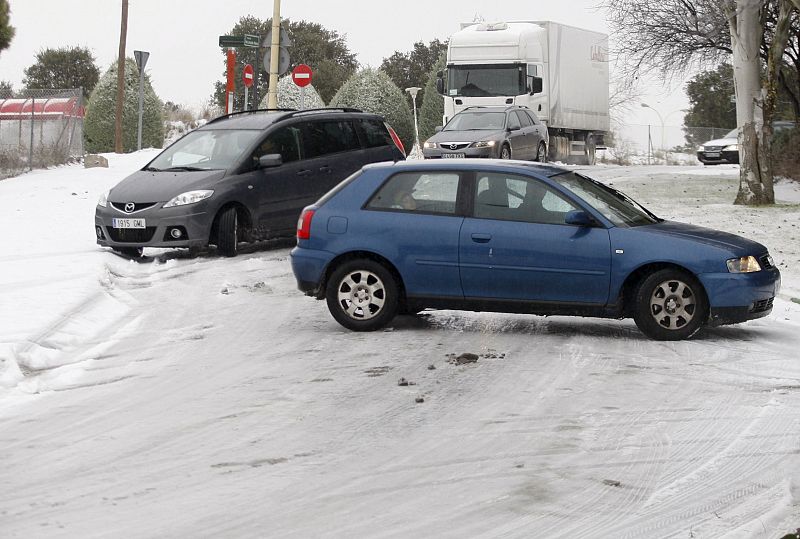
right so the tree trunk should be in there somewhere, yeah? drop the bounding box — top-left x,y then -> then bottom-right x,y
727,0 -> 771,205
114,0 -> 128,154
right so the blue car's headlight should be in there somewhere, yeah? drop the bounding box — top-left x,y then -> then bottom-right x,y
163,190 -> 214,208
726,256 -> 762,273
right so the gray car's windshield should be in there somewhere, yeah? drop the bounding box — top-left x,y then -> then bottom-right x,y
444,112 -> 506,131
147,129 -> 262,171
551,171 -> 660,227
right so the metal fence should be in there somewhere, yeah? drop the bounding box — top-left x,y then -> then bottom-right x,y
0,88 -> 84,179
599,123 -> 737,165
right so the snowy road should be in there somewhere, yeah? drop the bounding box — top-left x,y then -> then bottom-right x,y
1,154 -> 799,538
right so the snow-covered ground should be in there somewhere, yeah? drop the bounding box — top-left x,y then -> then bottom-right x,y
1,155 -> 799,538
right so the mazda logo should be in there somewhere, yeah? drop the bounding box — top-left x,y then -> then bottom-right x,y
125,202 -> 135,213
449,144 -> 458,150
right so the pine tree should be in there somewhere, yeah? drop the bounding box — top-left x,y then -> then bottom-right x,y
329,68 -> 414,150
84,58 -> 164,153
258,74 -> 325,109
418,54 -> 446,143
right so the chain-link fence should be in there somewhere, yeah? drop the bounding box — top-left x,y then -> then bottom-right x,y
0,88 -> 84,180
599,123 -> 738,165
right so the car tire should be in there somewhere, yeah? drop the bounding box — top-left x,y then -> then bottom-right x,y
535,142 -> 547,162
500,144 -> 511,159
217,207 -> 239,257
632,269 -> 708,341
326,259 -> 399,331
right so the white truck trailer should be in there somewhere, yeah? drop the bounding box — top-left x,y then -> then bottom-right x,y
436,21 -> 609,164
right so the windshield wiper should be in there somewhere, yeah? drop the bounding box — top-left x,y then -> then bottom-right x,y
163,166 -> 207,172
143,166 -> 161,172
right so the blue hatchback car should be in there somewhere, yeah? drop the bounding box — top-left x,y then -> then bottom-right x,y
290,160 -> 780,340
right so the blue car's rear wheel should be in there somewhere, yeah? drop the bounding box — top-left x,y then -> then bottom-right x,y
633,269 -> 708,340
326,259 -> 399,331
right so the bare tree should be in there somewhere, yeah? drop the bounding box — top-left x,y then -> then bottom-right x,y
604,0 -> 799,205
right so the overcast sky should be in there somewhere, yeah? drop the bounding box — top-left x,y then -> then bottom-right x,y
1,0 -> 689,126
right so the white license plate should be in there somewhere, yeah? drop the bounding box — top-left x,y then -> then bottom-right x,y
705,152 -> 720,158
112,218 -> 146,229
442,153 -> 465,159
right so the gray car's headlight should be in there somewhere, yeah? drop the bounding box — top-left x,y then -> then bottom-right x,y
698,145 -> 705,152
423,141 -> 437,149
473,140 -> 496,148
97,190 -> 109,208
163,190 -> 214,208
726,255 -> 762,273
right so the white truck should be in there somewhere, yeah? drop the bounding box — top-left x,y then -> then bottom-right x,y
436,21 -> 609,164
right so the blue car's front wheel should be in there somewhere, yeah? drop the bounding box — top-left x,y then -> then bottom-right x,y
326,259 -> 399,331
633,269 -> 709,340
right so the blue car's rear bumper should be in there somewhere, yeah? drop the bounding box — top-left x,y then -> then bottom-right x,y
291,246 -> 335,297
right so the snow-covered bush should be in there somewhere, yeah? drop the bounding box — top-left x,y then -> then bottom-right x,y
418,55 -> 446,143
329,67 -> 415,150
84,58 -> 164,153
259,75 -> 325,110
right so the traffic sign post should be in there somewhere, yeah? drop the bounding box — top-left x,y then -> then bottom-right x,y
225,48 -> 236,114
218,34 -> 261,112
134,50 -> 150,150
218,34 -> 260,48
242,64 -> 254,111
291,64 -> 313,110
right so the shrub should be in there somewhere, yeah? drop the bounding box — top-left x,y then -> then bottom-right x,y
329,67 -> 415,150
772,126 -> 800,182
259,75 -> 325,110
418,54 -> 446,143
84,58 -> 164,153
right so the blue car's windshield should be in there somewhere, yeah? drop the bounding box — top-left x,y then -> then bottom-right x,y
147,129 -> 262,172
551,171 -> 660,227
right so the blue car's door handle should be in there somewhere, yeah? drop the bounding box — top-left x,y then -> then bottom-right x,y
471,233 -> 492,243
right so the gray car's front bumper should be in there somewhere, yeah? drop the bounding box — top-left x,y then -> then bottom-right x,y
94,202 -> 212,250
422,146 -> 497,159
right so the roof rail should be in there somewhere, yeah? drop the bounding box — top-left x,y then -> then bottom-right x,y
206,108 -> 296,125
279,107 -> 363,120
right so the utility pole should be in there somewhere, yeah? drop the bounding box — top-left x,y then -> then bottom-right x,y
115,0 -> 128,153
267,0 -> 281,108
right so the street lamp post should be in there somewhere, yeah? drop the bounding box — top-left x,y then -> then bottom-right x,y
406,86 -> 422,158
641,102 -> 665,163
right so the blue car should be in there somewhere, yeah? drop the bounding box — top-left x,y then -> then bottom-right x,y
290,160 -> 780,340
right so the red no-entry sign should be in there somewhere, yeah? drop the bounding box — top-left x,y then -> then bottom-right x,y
242,64 -> 254,88
292,64 -> 313,87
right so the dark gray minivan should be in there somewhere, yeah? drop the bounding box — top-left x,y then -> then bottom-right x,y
95,108 -> 406,257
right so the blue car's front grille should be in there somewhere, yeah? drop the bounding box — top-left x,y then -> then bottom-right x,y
750,297 -> 774,313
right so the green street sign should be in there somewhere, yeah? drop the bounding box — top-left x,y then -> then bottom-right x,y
218,34 -> 261,48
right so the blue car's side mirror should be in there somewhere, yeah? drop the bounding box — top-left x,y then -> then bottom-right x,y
564,210 -> 594,226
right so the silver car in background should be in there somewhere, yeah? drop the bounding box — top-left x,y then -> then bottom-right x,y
422,105 -> 548,161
